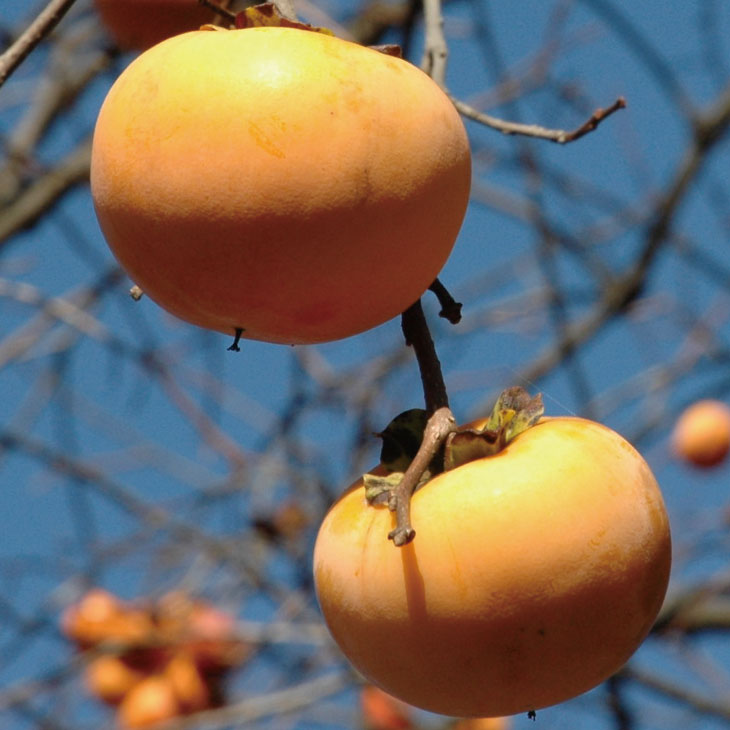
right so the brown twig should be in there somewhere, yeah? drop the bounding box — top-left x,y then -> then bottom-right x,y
387,406 -> 456,546
428,278 -> 462,324
420,0 -> 448,87
0,0 -> 78,89
453,96 -> 627,144
0,136 -> 91,248
401,298 -> 449,413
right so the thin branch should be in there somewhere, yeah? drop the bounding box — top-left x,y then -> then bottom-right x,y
454,96 -> 627,144
0,0 -> 78,89
420,0 -> 448,87
621,666 -> 730,722
0,137 -> 91,248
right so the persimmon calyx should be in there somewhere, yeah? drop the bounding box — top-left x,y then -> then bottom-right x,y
234,2 -> 334,34
364,470 -> 433,505
443,386 -> 544,470
364,387 -> 543,506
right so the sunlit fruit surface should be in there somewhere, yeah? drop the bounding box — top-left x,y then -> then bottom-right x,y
314,417 -> 671,717
91,26 -> 471,345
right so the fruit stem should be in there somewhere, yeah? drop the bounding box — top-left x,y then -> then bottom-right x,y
387,406 -> 456,546
227,327 -> 244,352
388,300 -> 456,545
401,298 -> 449,413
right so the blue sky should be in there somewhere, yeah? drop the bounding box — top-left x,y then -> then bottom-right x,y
3,1 -> 730,728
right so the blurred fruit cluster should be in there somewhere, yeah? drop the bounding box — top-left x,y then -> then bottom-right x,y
61,589 -> 246,727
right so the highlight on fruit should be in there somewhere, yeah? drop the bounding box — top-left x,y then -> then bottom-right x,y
313,387 -> 672,717
90,21 -> 471,345
61,589 -> 246,726
671,398 -> 730,468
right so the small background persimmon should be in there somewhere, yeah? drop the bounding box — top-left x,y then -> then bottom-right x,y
93,0 -> 213,50
671,399 -> 730,468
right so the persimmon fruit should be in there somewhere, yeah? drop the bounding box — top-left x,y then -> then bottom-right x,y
671,399 -> 730,468
91,26 -> 471,345
118,675 -> 181,728
94,0 -> 213,50
164,651 -> 211,712
61,589 -> 154,649
313,416 -> 671,717
84,654 -> 144,705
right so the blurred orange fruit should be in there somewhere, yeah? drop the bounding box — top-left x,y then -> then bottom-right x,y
360,685 -> 412,730
453,717 -> 511,730
118,675 -> 181,728
94,0 -> 213,50
84,654 -> 144,705
672,399 -> 730,468
164,650 -> 211,713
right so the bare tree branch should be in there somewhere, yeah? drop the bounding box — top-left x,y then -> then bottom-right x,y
0,0 -> 78,89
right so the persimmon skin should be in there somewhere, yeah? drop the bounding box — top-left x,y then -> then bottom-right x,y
672,399 -> 730,468
94,0 -> 212,51
313,417 -> 671,718
90,27 -> 471,344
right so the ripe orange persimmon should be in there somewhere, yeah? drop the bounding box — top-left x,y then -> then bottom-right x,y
672,399 -> 730,468
91,26 -> 471,345
313,417 -> 671,717
94,0 -> 213,50
84,654 -> 144,705
118,675 -> 181,728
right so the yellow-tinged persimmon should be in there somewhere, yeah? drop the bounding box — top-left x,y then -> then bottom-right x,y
91,26 -> 470,345
672,399 -> 730,468
94,0 -> 213,51
84,654 -> 144,705
118,675 -> 181,728
313,416 -> 671,717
